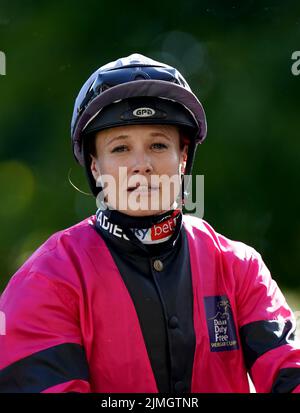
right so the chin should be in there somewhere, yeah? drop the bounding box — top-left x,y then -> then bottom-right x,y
121,209 -> 166,217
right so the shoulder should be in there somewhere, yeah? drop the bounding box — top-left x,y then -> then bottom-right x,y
182,215 -> 270,290
30,215 -> 97,259
0,217 -> 99,322
182,214 -> 257,262
8,215 -> 98,287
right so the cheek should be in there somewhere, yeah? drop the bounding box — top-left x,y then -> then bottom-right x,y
97,156 -> 117,177
97,155 -> 131,188
157,152 -> 183,174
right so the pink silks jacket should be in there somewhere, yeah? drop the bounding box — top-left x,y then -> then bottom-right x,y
0,214 -> 299,393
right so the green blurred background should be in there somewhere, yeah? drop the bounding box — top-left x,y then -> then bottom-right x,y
0,0 -> 299,312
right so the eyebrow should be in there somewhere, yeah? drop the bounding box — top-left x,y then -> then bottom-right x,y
105,135 -> 129,146
149,132 -> 171,140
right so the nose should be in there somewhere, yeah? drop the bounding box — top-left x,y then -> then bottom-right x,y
131,151 -> 153,175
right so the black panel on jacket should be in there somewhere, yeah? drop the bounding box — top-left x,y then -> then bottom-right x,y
240,319 -> 295,370
272,368 -> 300,393
93,210 -> 196,393
0,343 -> 89,393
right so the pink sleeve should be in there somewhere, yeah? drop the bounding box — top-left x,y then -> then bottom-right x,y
236,250 -> 300,393
42,380 -> 91,393
292,384 -> 300,393
0,270 -> 91,393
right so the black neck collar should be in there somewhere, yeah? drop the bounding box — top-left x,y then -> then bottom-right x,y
93,207 -> 183,256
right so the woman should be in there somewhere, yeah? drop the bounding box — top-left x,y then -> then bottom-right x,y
0,54 -> 299,393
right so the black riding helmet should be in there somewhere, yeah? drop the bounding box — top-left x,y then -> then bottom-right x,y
71,53 -> 207,197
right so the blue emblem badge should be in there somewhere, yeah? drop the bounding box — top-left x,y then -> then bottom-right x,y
204,295 -> 239,352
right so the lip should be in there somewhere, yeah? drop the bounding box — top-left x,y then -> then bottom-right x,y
127,185 -> 159,193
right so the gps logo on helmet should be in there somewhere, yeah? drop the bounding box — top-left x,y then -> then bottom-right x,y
133,107 -> 156,117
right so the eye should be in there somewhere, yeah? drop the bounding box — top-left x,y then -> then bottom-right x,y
151,142 -> 168,150
111,145 -> 128,153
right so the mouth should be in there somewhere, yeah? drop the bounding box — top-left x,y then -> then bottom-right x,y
127,183 -> 159,193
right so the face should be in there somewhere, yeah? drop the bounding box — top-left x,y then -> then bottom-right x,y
90,124 -> 188,216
